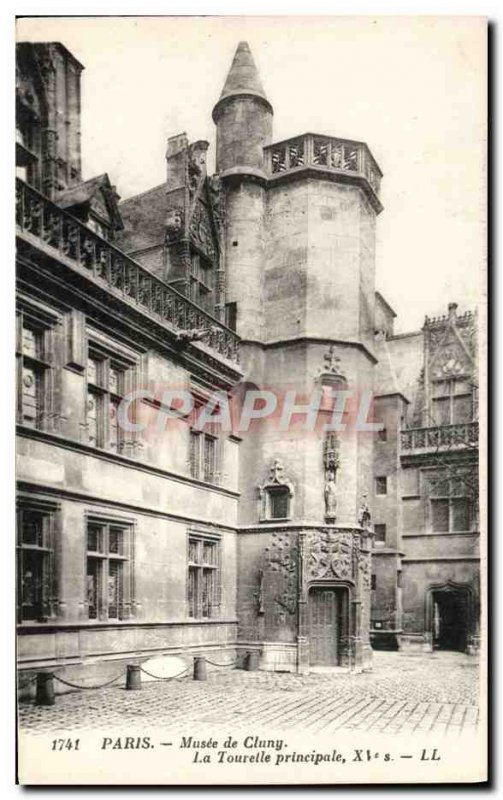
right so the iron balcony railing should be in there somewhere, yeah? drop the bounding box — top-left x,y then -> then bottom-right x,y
264,133 -> 382,197
16,178 -> 239,364
400,422 -> 479,452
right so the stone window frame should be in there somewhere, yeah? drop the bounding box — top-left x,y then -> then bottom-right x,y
83,327 -> 141,455
188,247 -> 216,316
85,513 -> 136,622
424,469 -> 477,534
186,529 -> 221,619
189,428 -> 220,484
375,476 -> 388,495
16,298 -> 60,432
187,389 -> 224,486
16,495 -> 60,624
430,376 -> 474,426
373,523 -> 386,544
258,461 -> 295,522
378,427 -> 387,442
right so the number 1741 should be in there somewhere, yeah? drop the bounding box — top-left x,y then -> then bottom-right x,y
51,738 -> 80,751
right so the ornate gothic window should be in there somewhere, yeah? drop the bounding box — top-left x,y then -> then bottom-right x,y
258,460 -> 294,522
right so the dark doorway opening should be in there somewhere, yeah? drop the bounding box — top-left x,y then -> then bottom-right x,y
308,586 -> 348,666
431,588 -> 469,651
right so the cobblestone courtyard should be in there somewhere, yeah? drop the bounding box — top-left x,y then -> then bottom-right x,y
19,651 -> 480,737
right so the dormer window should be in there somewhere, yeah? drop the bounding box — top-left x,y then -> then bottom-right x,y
431,378 -> 473,426
189,250 -> 215,314
87,214 -> 110,240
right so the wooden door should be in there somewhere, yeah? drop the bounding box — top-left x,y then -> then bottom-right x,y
433,590 -> 468,651
309,588 -> 339,666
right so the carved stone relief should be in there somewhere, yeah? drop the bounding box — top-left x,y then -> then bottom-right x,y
165,208 -> 184,240
189,199 -> 217,262
306,529 -> 353,582
358,548 -> 372,590
317,345 -> 347,385
264,531 -> 298,621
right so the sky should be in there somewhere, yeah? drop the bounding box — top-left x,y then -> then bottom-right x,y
16,15 -> 487,333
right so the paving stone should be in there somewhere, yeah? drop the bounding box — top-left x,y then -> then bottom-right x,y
18,651 -> 480,737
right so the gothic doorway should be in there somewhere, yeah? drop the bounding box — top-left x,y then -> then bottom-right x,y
430,586 -> 470,651
308,586 -> 347,666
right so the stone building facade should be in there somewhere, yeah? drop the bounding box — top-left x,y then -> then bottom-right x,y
372,299 -> 479,652
16,41 -> 480,690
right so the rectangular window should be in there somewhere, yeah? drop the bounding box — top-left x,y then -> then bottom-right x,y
187,534 -> 220,618
269,486 -> 290,519
225,302 -> 237,331
86,520 -> 133,620
190,250 -> 215,314
375,476 -> 387,495
428,471 -> 476,532
371,574 -> 377,590
17,314 -> 53,429
432,397 -> 450,426
431,499 -> 450,532
431,378 -> 473,425
17,504 -> 55,622
378,427 -> 387,442
453,395 -> 472,424
203,435 -> 216,483
374,523 -> 386,543
452,498 -> 470,531
86,344 -> 129,451
189,429 -> 220,484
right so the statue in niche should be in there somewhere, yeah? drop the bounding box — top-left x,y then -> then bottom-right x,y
358,493 -> 372,532
324,469 -> 338,520
323,432 -> 340,521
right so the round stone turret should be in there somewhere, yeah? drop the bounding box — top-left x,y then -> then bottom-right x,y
212,41 -> 273,177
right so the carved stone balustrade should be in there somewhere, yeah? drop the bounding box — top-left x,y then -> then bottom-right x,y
16,178 -> 240,364
400,422 -> 479,454
264,133 -> 382,211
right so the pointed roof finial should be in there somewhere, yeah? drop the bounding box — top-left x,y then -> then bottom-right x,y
213,41 -> 272,121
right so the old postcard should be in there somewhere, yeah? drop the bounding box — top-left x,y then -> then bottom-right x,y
15,15 -> 487,785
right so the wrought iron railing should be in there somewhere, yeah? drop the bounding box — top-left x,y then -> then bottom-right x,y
264,133 -> 381,197
400,422 -> 478,452
16,178 -> 239,364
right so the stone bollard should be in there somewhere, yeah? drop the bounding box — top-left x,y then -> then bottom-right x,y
126,664 -> 142,690
36,672 -> 55,706
245,651 -> 259,671
193,656 -> 207,681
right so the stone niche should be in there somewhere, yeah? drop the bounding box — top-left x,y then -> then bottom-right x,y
254,525 -> 372,673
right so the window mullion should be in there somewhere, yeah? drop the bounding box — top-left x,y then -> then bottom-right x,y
199,434 -> 204,480
102,524 -> 110,619
195,566 -> 201,618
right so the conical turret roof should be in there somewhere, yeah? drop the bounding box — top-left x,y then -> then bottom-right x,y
213,41 -> 272,120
